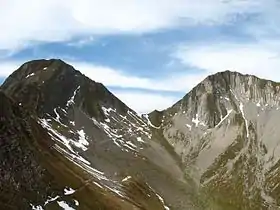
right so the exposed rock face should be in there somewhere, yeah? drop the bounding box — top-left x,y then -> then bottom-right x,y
151,71 -> 280,209
0,91 -> 51,209
3,59 -> 280,210
1,59 -> 202,210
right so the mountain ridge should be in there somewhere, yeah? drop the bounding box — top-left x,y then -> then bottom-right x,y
2,59 -> 280,209
1,59 -> 201,210
148,67 -> 280,209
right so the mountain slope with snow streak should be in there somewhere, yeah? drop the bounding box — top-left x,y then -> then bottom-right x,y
149,71 -> 280,209
0,59 -> 202,210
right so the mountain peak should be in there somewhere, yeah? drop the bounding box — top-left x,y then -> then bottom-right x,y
204,70 -> 248,89
165,69 -> 280,131
150,70 -> 280,209
8,59 -> 78,81
1,59 -> 132,121
205,70 -> 279,91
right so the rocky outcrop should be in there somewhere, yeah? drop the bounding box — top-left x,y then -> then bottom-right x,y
150,71 -> 280,209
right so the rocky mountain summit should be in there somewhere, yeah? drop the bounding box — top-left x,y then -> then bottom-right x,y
1,59 -> 280,210
150,71 -> 280,209
1,59 -> 200,210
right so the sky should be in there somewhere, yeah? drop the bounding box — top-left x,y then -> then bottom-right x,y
1,0 -> 280,113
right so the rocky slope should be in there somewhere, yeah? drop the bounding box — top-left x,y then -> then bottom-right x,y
0,90 -> 151,210
2,59 -> 280,210
0,59 -> 202,210
150,71 -> 280,210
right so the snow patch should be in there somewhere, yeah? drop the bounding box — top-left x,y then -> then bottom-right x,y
74,129 -> 89,151
39,118 -> 90,153
30,204 -> 44,210
186,124 -> 192,131
54,108 -> 62,123
26,73 -> 35,78
57,201 -> 75,210
64,187 -> 75,195
126,141 -> 137,148
215,109 -> 233,128
44,195 -> 60,206
66,86 -> 80,107
137,137 -> 145,143
123,142 -> 137,152
102,106 -> 116,115
143,114 -> 161,129
122,176 -> 132,182
54,144 -> 90,166
239,103 -> 249,138
192,114 -> 200,127
39,119 -> 74,152
199,122 -> 206,127
156,193 -> 170,210
74,200 -> 79,206
93,181 -> 104,189
55,144 -> 108,182
104,185 -> 126,198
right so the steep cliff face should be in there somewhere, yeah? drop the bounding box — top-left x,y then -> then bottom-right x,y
149,71 -> 280,209
1,59 -> 202,210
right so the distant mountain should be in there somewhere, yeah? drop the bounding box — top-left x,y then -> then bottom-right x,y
149,70 -> 280,209
0,59 -> 201,210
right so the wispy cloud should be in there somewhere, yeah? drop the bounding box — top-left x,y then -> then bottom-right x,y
174,40 -> 280,82
66,36 -> 95,47
0,0 -> 267,51
70,61 -> 206,92
0,61 -> 22,77
2,0 -> 280,112
112,90 -> 179,113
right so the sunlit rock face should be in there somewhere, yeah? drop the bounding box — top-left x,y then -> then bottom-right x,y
150,71 -> 280,209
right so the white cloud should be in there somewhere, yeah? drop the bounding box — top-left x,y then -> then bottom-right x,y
66,36 -> 95,47
1,0 -> 280,113
113,91 -> 178,113
71,61 -> 206,92
0,0 -> 266,50
0,61 -> 22,77
174,41 -> 280,82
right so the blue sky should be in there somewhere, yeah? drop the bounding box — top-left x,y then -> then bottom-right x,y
1,0 -> 280,112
